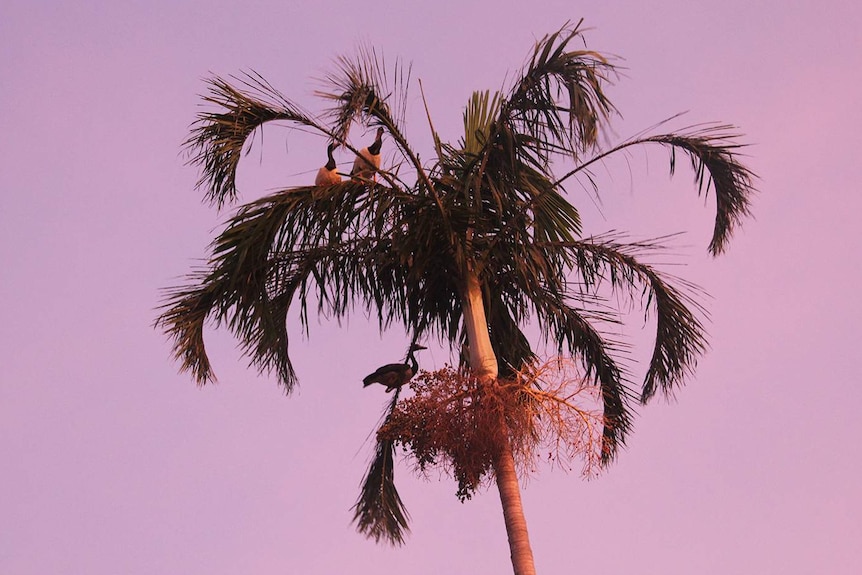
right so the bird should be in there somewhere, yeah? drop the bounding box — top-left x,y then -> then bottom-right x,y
362,343 -> 426,392
350,127 -> 384,182
314,142 -> 341,186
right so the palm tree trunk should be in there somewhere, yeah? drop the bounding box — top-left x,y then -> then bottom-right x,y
460,268 -> 498,381
494,442 -> 536,575
461,267 -> 537,575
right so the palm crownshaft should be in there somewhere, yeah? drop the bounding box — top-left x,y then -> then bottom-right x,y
158,20 -> 754,575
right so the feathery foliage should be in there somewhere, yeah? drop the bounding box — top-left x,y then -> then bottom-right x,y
352,391 -> 410,545
185,72 -> 326,208
555,124 -> 755,255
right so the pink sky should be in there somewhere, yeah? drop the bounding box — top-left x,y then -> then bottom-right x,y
2,1 -> 861,573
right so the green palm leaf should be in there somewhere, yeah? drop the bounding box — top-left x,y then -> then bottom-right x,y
559,234 -> 709,401
185,71 -> 331,208
352,391 -> 410,545
504,20 -> 616,159
557,125 -> 755,255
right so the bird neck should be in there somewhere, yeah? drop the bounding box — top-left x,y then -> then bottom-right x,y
367,132 -> 383,155
326,145 -> 337,170
407,350 -> 418,374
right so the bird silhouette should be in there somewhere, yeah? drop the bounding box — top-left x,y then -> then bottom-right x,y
314,142 -> 341,186
362,343 -> 426,392
350,127 -> 384,182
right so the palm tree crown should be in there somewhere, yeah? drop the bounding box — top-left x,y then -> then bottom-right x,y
158,19 -> 754,564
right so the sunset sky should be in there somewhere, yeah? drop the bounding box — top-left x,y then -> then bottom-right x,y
2,1 -> 861,573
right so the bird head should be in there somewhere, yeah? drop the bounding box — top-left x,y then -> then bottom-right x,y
409,343 -> 426,352
366,128 -> 385,156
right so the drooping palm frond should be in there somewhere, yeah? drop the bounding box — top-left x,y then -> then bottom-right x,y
475,19 -> 616,187
485,289 -> 536,378
556,234 -> 709,402
353,435 -> 410,545
157,173 -> 474,389
353,391 -> 410,545
480,230 -> 707,460
157,180 -> 410,387
184,72 -> 333,208
505,20 -> 617,157
156,272 -> 222,384
527,290 -> 635,463
474,229 -> 637,461
483,284 -> 632,466
556,124 -> 755,255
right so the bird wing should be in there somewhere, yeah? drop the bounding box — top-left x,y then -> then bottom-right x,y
351,149 -> 380,180
362,363 -> 412,387
362,363 -> 407,387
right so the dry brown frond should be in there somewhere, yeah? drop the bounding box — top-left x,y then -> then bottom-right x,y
380,359 -> 604,501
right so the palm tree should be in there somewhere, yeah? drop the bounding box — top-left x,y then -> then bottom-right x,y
157,21 -> 754,575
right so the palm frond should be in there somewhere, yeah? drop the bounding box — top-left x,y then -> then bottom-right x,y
477,222 -> 659,461
441,35 -> 603,266
481,245 -> 635,462
185,71 -> 331,208
485,288 -> 536,378
317,44 -> 405,140
557,234 -> 709,402
317,47 -> 447,220
493,19 -> 617,171
462,90 -> 504,156
353,392 -> 410,545
157,177 -> 472,388
532,292 -> 635,463
556,125 -> 756,255
155,273 -> 221,384
157,181 -> 395,387
419,78 -> 445,163
518,21 -> 616,145
436,22 -> 614,277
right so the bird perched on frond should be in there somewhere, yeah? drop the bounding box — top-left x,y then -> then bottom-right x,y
314,142 -> 341,186
363,343 -> 426,392
350,127 -> 384,182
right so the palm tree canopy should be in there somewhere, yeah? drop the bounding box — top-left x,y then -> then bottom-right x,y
158,20 -> 754,468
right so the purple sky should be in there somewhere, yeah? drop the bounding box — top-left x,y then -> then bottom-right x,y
2,1 -> 861,573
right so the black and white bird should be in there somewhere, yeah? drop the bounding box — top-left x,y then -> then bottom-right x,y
314,142 -> 341,186
350,127 -> 384,182
362,343 -> 426,392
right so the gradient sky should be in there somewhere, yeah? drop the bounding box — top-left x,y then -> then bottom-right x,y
2,1 -> 861,574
